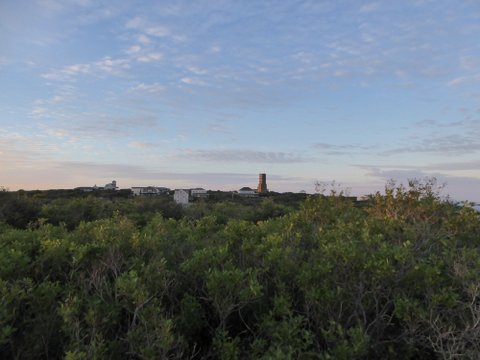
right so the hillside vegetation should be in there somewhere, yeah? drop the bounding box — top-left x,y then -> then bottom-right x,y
1,180 -> 479,359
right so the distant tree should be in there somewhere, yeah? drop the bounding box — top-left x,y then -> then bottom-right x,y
0,194 -> 41,229
40,196 -> 113,229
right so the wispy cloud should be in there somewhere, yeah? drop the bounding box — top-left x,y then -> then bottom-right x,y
127,141 -> 160,149
41,57 -> 130,81
206,121 -> 232,134
0,57 -> 8,68
41,63 -> 90,81
71,113 -> 158,137
314,142 -> 374,155
34,95 -> 66,106
383,134 -> 480,156
447,74 -> 480,86
137,34 -> 151,45
460,55 -> 480,71
41,112 -> 160,141
125,16 -> 171,38
359,2 -> 381,14
180,77 -> 207,86
359,160 -> 480,172
35,0 -> 93,14
447,76 -> 468,86
186,65 -> 208,75
424,160 -> 480,171
31,107 -> 49,115
130,82 -> 166,93
95,57 -> 130,75
0,131 -> 60,164
175,149 -> 309,163
125,16 -> 144,29
136,52 -> 163,63
414,119 -> 465,128
126,45 -> 141,54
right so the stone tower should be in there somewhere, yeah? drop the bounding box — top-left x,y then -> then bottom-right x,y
257,173 -> 268,193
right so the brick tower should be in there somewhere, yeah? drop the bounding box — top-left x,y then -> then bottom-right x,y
257,173 -> 268,193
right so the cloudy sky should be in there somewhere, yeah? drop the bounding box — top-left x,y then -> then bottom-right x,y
1,0 -> 480,200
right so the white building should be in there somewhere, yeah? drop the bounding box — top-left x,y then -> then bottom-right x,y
104,180 -> 118,190
74,186 -> 95,192
131,186 -> 170,196
174,189 -> 190,205
237,187 -> 258,197
75,181 -> 116,192
190,188 -> 208,198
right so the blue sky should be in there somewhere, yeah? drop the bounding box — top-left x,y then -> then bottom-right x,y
1,0 -> 480,201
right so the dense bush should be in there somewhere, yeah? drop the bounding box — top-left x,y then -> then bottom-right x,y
1,180 -> 479,358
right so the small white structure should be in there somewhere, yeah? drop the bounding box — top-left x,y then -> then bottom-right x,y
174,189 -> 190,205
104,180 -> 118,190
75,181 -> 116,192
190,188 -> 208,198
237,187 -> 258,197
131,186 -> 170,196
74,186 -> 95,192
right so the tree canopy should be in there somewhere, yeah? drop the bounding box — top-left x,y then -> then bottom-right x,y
1,180 -> 479,359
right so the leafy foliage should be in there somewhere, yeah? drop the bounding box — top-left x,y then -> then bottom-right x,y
1,179 -> 479,358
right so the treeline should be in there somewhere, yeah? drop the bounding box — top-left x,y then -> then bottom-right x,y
0,189 -> 305,230
1,181 -> 480,359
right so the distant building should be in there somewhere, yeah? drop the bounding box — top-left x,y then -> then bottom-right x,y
131,186 -> 170,196
74,186 -> 96,192
173,188 -> 209,205
174,189 -> 190,205
74,181 -> 117,192
190,188 -> 208,198
257,173 -> 268,193
237,187 -> 258,197
104,180 -> 118,190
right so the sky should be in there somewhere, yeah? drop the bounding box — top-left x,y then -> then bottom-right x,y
1,0 -> 480,201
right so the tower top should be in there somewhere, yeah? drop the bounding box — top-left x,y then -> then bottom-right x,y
257,173 -> 268,193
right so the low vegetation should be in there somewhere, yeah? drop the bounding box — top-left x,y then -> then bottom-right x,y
1,180 -> 479,359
